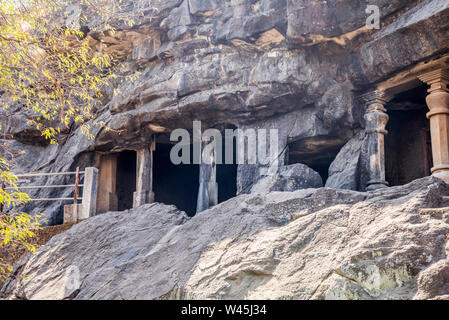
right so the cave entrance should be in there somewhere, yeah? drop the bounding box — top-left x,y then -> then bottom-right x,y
97,150 -> 136,213
116,150 -> 137,211
385,85 -> 432,186
287,136 -> 344,184
153,143 -> 199,217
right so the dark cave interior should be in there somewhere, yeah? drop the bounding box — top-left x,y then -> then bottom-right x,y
116,150 -> 137,211
385,85 -> 431,186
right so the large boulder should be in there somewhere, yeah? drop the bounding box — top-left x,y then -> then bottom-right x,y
250,163 -> 323,194
326,131 -> 366,191
3,176 -> 449,300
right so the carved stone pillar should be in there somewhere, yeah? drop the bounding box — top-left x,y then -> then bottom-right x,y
133,136 -> 156,207
360,90 -> 393,191
97,154 -> 118,214
196,139 -> 218,213
419,69 -> 449,183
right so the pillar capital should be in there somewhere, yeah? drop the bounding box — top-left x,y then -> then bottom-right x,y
359,90 -> 394,112
419,69 -> 449,119
360,90 -> 392,135
418,69 -> 449,93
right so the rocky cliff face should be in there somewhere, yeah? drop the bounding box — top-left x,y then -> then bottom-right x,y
2,177 -> 449,300
1,0 -> 449,223
1,0 -> 449,300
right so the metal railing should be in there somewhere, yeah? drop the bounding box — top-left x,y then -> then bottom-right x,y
5,167 -> 84,203
1,167 -> 98,220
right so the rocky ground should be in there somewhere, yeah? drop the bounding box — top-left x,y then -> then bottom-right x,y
2,176 -> 449,300
0,223 -> 74,295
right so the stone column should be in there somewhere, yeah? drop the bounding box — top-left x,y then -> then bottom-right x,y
97,154 -> 118,214
419,69 -> 449,183
133,136 -> 155,207
197,139 -> 218,213
360,90 -> 393,191
81,167 -> 98,220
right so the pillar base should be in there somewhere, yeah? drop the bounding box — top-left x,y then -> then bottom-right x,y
64,204 -> 84,224
196,182 -> 218,213
207,181 -> 218,207
133,190 -> 155,208
99,192 -> 118,214
431,166 -> 449,184
366,180 -> 389,191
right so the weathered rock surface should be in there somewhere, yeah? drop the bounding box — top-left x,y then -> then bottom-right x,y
3,176 -> 449,300
326,131 -> 366,190
251,163 -> 323,193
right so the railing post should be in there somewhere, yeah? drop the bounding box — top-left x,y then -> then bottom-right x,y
74,167 -> 80,205
81,167 -> 98,220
